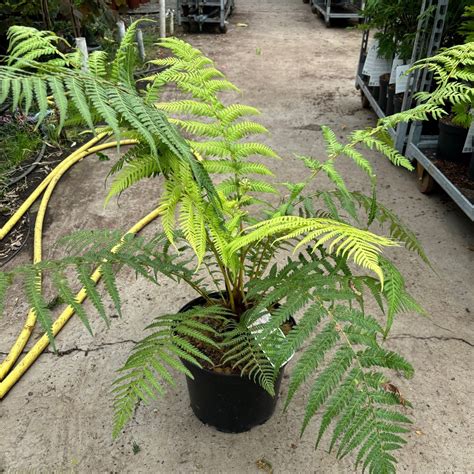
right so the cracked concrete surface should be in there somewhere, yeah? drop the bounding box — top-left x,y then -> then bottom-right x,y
1,0 -> 473,472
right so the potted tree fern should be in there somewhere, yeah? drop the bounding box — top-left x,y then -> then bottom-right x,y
0,23 -> 440,471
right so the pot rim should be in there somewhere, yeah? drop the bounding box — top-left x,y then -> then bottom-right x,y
179,293 -> 296,379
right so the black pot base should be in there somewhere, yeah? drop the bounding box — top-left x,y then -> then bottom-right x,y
189,399 -> 277,434
179,294 -> 289,433
437,120 -> 470,165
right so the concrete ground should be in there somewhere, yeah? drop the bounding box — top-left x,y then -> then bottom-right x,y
1,0 -> 473,472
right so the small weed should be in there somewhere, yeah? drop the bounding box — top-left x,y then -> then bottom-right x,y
46,296 -> 64,310
132,441 -> 141,455
96,152 -> 110,162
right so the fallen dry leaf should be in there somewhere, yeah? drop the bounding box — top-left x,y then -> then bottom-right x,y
382,382 -> 407,406
256,458 -> 273,473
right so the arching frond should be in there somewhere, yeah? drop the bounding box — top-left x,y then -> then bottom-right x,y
230,216 -> 397,283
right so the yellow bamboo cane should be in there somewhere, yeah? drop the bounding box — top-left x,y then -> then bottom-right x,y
0,134 -> 107,240
0,205 -> 162,398
0,138 -> 138,379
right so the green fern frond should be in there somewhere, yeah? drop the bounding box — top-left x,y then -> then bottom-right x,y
154,100 -> 215,117
7,26 -> 68,66
170,118 -> 222,138
285,298 -> 414,471
179,194 -> 207,264
189,140 -> 230,158
64,76 -> 95,132
33,76 -> 49,125
222,319 -> 278,396
322,125 -> 344,157
52,269 -> 93,335
230,216 -> 397,283
111,20 -> 143,86
227,121 -> 269,140
319,190 -> 429,265
302,346 -> 354,433
286,323 -> 339,407
88,50 -> 108,78
22,267 -> 55,349
112,306 -> 228,437
106,154 -> 160,204
218,104 -> 261,126
379,258 -> 425,336
233,142 -> 279,159
203,160 -> 273,176
76,264 -> 109,326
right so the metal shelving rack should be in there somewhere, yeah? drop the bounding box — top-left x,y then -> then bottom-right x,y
356,0 -> 473,220
403,1 -> 473,221
355,0 -> 448,152
177,0 -> 234,33
310,0 -> 364,27
406,141 -> 474,220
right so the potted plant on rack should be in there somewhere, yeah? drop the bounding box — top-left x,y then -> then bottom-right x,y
0,24 -> 440,471
361,0 -> 423,114
411,40 -> 473,169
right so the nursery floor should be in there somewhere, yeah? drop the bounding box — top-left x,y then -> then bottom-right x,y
1,0 -> 473,472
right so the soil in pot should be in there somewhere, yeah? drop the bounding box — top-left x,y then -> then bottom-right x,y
378,73 -> 390,113
424,149 -> 474,202
386,84 -> 395,116
437,117 -> 470,165
179,294 -> 294,433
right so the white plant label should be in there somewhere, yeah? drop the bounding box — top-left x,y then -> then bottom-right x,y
362,40 -> 392,86
463,119 -> 473,154
395,65 -> 411,94
251,311 -> 293,366
389,57 -> 404,84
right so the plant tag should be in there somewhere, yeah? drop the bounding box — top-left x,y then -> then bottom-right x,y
250,312 -> 292,367
362,40 -> 392,86
389,57 -> 404,84
395,65 -> 410,94
463,118 -> 473,153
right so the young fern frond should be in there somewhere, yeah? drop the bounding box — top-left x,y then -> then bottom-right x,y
230,216 -> 397,283
105,154 -> 162,204
306,189 -> 430,265
409,43 -> 474,127
7,25 -> 70,67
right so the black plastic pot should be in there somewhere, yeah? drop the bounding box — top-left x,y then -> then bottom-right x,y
179,295 -> 289,433
378,73 -> 390,113
370,85 -> 380,102
437,119 -> 470,165
421,117 -> 439,136
393,93 -> 404,114
386,84 -> 395,116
